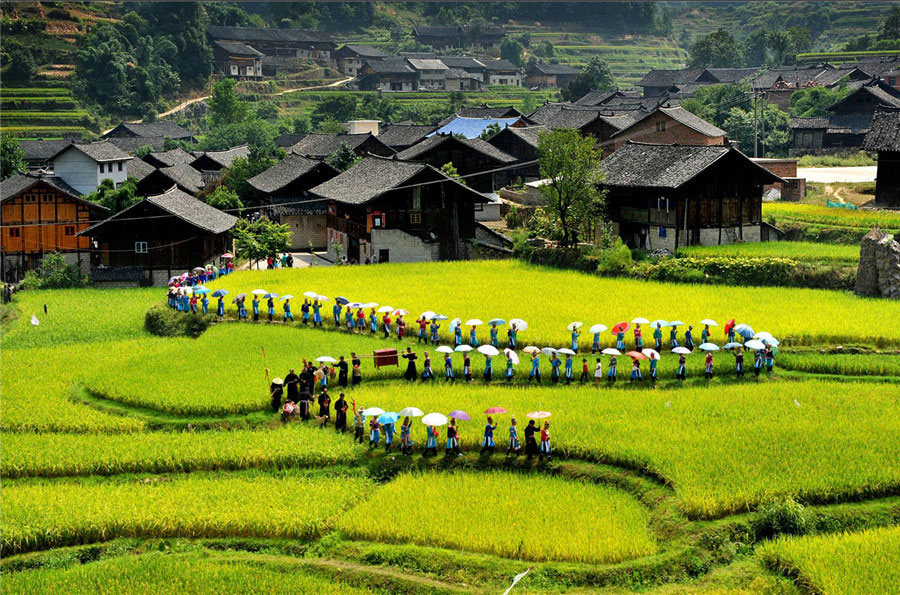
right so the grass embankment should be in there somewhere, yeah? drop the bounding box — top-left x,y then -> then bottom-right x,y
764,202 -> 898,244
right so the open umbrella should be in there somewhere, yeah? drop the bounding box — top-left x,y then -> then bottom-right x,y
723,342 -> 743,349
280,294 -> 294,300
465,318 -> 484,326
335,296 -> 349,305
362,407 -> 385,417
589,323 -> 608,334
455,344 -> 473,352
432,314 -> 449,321
347,302 -> 364,309
642,348 -> 661,360
668,320 -> 685,327
393,308 -> 409,316
449,317 -> 462,331
420,311 -> 436,321
315,356 -> 337,363
251,289 -> 268,295
399,407 -> 424,417
363,302 -> 378,309
761,337 -> 780,346
526,411 -> 551,420
231,293 -> 247,304
522,346 -> 541,355
601,348 -> 621,356
378,412 -> 400,425
699,343 -> 720,351
724,319 -> 736,333
377,305 -> 394,313
650,319 -> 668,330
489,318 -> 506,326
509,318 -> 528,330
181,286 -> 193,294
566,321 -> 583,331
316,295 -> 329,302
734,324 -> 754,339
221,252 -> 234,259
477,345 -> 500,356
504,348 -> 520,365
263,292 -> 279,299
541,347 -> 558,356
700,319 -> 719,327
672,346 -> 692,355
627,350 -> 647,359
211,289 -> 229,297
631,317 -> 651,325
303,291 -> 318,298
168,276 -> 180,285
611,321 -> 630,334
557,348 -> 576,355
449,410 -> 471,421
754,331 -> 774,340
192,266 -> 205,274
193,286 -> 211,294
421,412 -> 448,426
435,346 -> 454,354
485,406 -> 508,415
744,339 -> 766,351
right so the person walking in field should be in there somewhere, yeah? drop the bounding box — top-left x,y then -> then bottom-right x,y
417,317 -> 427,344
754,348 -> 764,377
607,354 -> 618,383
423,424 -> 438,457
654,323 -> 663,350
469,325 -> 479,347
580,358 -> 589,383
507,418 -> 521,457
685,325 -> 695,351
356,307 -> 366,333
402,347 -> 418,381
333,302 -> 342,326
704,351 -> 714,379
564,353 -> 574,384
728,324 -> 736,345
634,324 -> 643,350
217,295 -> 225,320
383,420 -> 395,453
301,299 -> 310,325
238,297 -> 247,321
201,294 -> 209,315
701,324 -> 710,345
353,401 -> 365,444
430,320 -> 440,344
267,297 -> 275,322
490,322 -> 499,348
444,353 -> 455,382
508,324 -> 518,349
649,356 -> 658,382
539,422 -> 551,461
298,390 -> 311,422
345,307 -> 354,332
594,358 -> 603,384
317,388 -> 331,427
630,357 -> 642,382
483,353 -> 493,382
334,393 -> 348,433
270,377 -> 284,412
312,300 -> 323,327
505,352 -> 515,382
591,329 -> 601,354
765,345 -> 775,373
422,351 -> 434,381
454,324 -> 463,347
550,353 -> 561,384
445,419 -> 460,456
369,417 -> 381,449
463,352 -> 473,382
189,294 -> 198,314
252,295 -> 260,322
676,353 -> 687,380
397,315 -> 406,340
337,356 -> 349,387
481,417 -> 498,454
382,313 -> 392,339
529,353 -> 542,383
369,308 -> 378,334
285,368 -> 300,406
524,419 -> 539,460
615,328 -> 626,351
352,359 -> 362,386
283,298 -> 293,323
670,325 -> 679,349
571,328 -> 580,352
400,417 -> 412,455
735,347 -> 744,377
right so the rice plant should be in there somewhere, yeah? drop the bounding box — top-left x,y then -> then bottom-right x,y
777,352 -> 900,377
677,241 -> 860,264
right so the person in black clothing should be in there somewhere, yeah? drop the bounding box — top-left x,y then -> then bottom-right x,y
402,347 -> 418,381
524,420 -> 539,460
317,388 -> 331,427
298,390 -> 311,421
337,356 -> 349,387
284,369 -> 300,405
267,297 -> 274,322
334,393 -> 348,432
269,378 -> 284,412
286,254 -> 294,268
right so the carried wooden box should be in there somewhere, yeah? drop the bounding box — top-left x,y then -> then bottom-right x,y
373,348 -> 399,368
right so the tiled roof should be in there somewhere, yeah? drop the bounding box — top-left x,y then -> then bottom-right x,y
1,172 -> 105,207
437,56 -> 486,69
310,158 -> 428,204
339,44 -> 387,58
377,124 -> 438,148
105,121 -> 195,140
50,140 -> 132,163
395,135 -> 515,163
528,62 -> 579,75
207,25 -> 332,44
364,58 -> 414,74
147,148 -> 194,168
863,108 -> 900,151
247,154 -> 337,194
638,68 -> 708,87
407,58 -> 449,71
126,157 -> 156,183
481,59 -> 519,72
290,133 -> 394,158
19,139 -> 77,161
190,145 -> 251,169
159,163 -> 205,195
613,106 -> 726,138
213,40 -> 263,56
105,136 -> 167,154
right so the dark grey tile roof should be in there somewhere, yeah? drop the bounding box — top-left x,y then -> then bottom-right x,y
247,154 -> 336,194
529,62 -> 579,75
19,139 -> 77,161
207,25 -> 332,44
398,52 -> 437,59
407,58 -> 449,72
106,121 -> 195,140
574,90 -> 619,106
499,125 -> 546,148
481,59 -> 519,72
377,124 -> 437,148
638,68 -> 708,87
159,164 -> 205,195
290,133 -> 390,158
1,172 -> 92,204
275,133 -> 307,148
438,56 -> 486,69
395,135 -> 515,163
613,106 -> 726,138
413,26 -> 461,37
126,158 -> 156,183
147,187 -> 236,233
365,59 -> 414,74
339,44 -> 387,58
148,148 -> 194,167
705,67 -> 760,83
790,117 -> 829,130
190,145 -> 251,169
823,114 -> 874,134
213,40 -> 263,56
601,144 -> 733,189
459,105 -> 523,119
106,136 -> 167,154
864,109 -> 900,151
310,158 -> 428,204
51,140 -> 132,163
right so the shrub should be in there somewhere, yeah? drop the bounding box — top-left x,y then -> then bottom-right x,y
19,252 -> 87,290
144,305 -> 211,338
590,238 -> 633,275
753,497 -> 810,541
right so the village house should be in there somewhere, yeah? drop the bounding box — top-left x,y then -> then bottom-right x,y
437,56 -> 487,78
358,59 -> 419,92
858,56 -> 900,90
18,139 -> 78,171
753,64 -> 871,110
608,106 -> 727,152
79,186 -> 236,287
863,108 -> 900,208
525,63 -> 579,89
445,68 -> 486,91
396,134 -> 517,192
482,59 -> 522,86
102,121 -> 196,144
412,24 -> 506,50
528,103 -> 642,150
247,154 -> 340,250
407,58 -> 449,90
310,157 -> 490,263
212,40 -> 263,79
136,163 -> 205,197
486,125 -> 545,181
142,148 -> 195,170
1,173 -> 109,281
377,124 -> 438,151
48,141 -> 133,196
290,132 -> 395,159
206,25 -> 335,60
189,146 -> 251,185
600,142 -> 782,251
335,44 -> 387,76
638,67 -> 760,98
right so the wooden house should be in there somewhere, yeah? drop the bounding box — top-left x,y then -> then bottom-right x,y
336,44 -> 387,77
863,108 -> 900,208
136,163 -> 205,197
290,133 -> 395,159
212,40 -> 263,79
247,154 -> 340,249
600,143 -> 782,251
1,173 -> 109,281
206,25 -> 335,59
102,122 -> 195,143
395,134 -> 516,192
529,104 -> 641,150
189,145 -> 251,184
358,59 -> 419,92
19,139 -> 78,171
609,106 -> 727,153
486,125 -> 545,181
377,125 -> 438,152
143,148 -> 194,170
79,187 -> 236,286
525,63 -> 579,89
310,157 -> 489,263
481,59 -> 522,86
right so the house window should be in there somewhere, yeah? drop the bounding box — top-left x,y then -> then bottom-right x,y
890,77 -> 897,86
659,227 -> 667,238
391,82 -> 403,91
41,194 -> 53,203
9,227 -> 21,238
410,213 -> 422,225
99,163 -> 105,173
24,194 -> 37,203
118,162 -> 123,172
656,121 -> 667,132
412,187 -> 421,210
64,225 -> 76,236
135,241 -> 148,253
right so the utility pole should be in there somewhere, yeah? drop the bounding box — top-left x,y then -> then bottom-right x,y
753,88 -> 759,158
760,91 -> 766,158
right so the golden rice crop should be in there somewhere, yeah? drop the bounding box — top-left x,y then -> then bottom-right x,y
338,470 -> 656,564
2,424 -> 363,478
210,261 -> 900,347
348,381 -> 900,518
777,352 -> 900,377
1,472 -> 372,555
763,203 -> 900,230
0,552 -> 373,594
758,526 -> 900,595
677,241 -> 860,263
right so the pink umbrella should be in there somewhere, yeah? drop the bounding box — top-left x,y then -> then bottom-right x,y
526,411 -> 551,419
484,407 -> 508,415
449,410 -> 470,421
221,252 -> 234,258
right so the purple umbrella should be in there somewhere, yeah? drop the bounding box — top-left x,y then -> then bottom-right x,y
449,410 -> 470,421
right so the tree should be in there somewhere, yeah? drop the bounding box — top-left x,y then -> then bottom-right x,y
85,178 -> 141,213
356,95 -> 397,122
219,156 -> 275,206
879,6 -> 900,41
254,100 -> 279,121
440,162 -> 464,184
766,30 -> 793,67
520,93 -> 538,116
533,40 -> 554,57
311,95 -> 358,126
680,83 -> 751,127
789,85 -> 851,118
536,129 -> 606,247
233,217 -> 291,264
316,118 -> 346,133
688,28 -> 743,68
200,119 -> 277,160
6,49 -> 36,82
721,104 -> 791,158
500,37 -> 524,68
560,56 -> 615,103
208,78 -> 248,128
20,252 -> 86,290
327,143 -> 361,172
203,185 -> 242,211
479,122 -> 502,140
742,28 -> 770,67
1,133 -> 26,180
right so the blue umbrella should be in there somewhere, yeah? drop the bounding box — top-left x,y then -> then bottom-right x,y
734,324 -> 754,340
264,292 -> 279,299
193,286 -> 211,294
489,318 -> 507,326
723,342 -> 743,349
432,314 -> 449,321
336,296 -> 350,305
378,412 -> 400,424
211,289 -> 229,297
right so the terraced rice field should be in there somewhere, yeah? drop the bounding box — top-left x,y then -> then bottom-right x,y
0,85 -> 92,138
677,241 -> 860,264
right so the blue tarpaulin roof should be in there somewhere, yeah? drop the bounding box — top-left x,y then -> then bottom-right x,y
430,117 -> 521,139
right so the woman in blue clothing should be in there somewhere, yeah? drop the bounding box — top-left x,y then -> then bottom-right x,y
571,328 -> 580,352
701,324 -> 710,345
508,324 -> 518,349
424,425 -> 438,457
506,418 -> 520,457
463,353 -> 472,382
528,353 -> 541,383
333,302 -> 342,325
312,300 -> 322,327
454,325 -> 463,346
489,323 -> 499,348
483,354 -> 493,382
167,289 -> 176,309
728,324 -> 736,345
237,297 -> 247,321
283,298 -> 293,323
369,418 -> 381,450
685,325 -> 695,351
430,321 -> 440,344
550,354 -> 561,384
649,356 -> 658,382
216,296 -> 225,320
654,323 -> 663,350
615,329 -> 626,351
607,354 -> 618,383
422,352 -> 434,381
201,294 -> 209,315
301,299 -> 310,325
670,325 -> 679,349
469,325 -> 479,347
630,357 -> 642,382
676,353 -> 687,380
345,307 -> 353,331
564,353 -> 574,384
252,296 -> 260,321
591,330 -> 601,354
765,345 -> 775,373
383,421 -> 395,453
505,353 -> 514,382
369,308 -> 378,333
267,297 -> 275,322
444,353 -> 455,382
481,417 -> 498,454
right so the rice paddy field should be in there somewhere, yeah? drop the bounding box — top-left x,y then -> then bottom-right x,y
2,261 -> 899,593
676,241 -> 861,264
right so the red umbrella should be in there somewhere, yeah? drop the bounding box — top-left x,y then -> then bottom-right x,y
626,351 -> 647,360
611,321 -> 630,334
484,407 -> 508,415
724,319 -> 736,333
526,411 -> 551,419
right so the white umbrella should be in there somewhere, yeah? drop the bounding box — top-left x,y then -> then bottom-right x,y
541,347 -> 558,356
449,317 -> 462,331
316,295 -> 329,302
509,318 -> 528,330
363,302 -> 378,309
672,347 -> 692,355
601,348 -> 621,356
477,345 -> 500,356
420,311 -> 436,321
280,294 -> 294,300
754,331 -> 774,340
393,308 -> 409,316
650,319 -> 668,329
316,356 -> 337,363
455,345 -> 473,352
347,302 -> 365,309
522,346 -> 541,355
631,317 -> 651,325
723,342 -> 743,349
465,318 -> 484,326
362,407 -> 385,417
377,305 -> 394,313
557,348 -> 576,355
489,318 -> 506,326
399,406 -> 424,417
432,314 -> 449,321
669,320 -> 685,327
761,337 -> 780,346
303,291 -> 318,298
504,348 -> 520,365
642,348 -> 661,360
435,345 -> 454,354
744,339 -> 766,350
251,289 -> 268,295
699,343 -> 720,352
700,319 -> 718,327
422,412 -> 448,426
566,321 -> 583,331
589,323 -> 608,334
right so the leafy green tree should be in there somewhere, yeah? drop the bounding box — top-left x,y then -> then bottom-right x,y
85,178 -> 141,213
742,29 -> 770,67
721,104 -> 791,158
316,118 -> 347,133
219,156 -> 275,206
688,28 -> 744,68
202,184 -> 242,211
520,93 -> 538,116
536,129 -> 606,247
479,122 -> 502,140
879,6 -> 900,41
254,100 -> 279,121
500,37 -> 524,68
1,133 -> 26,180
766,30 -> 793,67
6,49 -> 36,82
680,83 -> 751,127
133,3 -> 212,87
208,78 -> 248,128
233,217 -> 291,263
200,120 -> 277,160
560,56 -> 615,103
440,162 -> 464,184
20,252 -> 87,290
133,144 -> 155,159
327,143 -> 361,172
356,95 -> 397,122
311,95 -> 358,126
789,85 -> 851,117
533,40 -> 554,57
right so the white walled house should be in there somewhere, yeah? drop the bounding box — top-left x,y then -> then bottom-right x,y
49,141 -> 133,195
